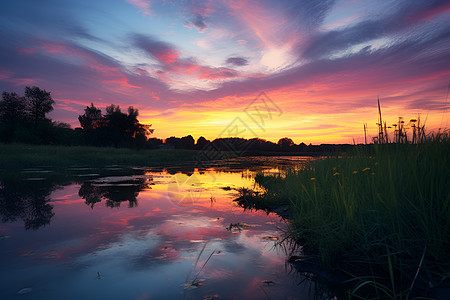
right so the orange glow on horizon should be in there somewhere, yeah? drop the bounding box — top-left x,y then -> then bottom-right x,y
139,83 -> 449,145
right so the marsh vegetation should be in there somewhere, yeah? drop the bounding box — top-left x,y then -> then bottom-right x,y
236,133 -> 450,298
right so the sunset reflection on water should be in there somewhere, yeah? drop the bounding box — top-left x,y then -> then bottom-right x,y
0,164 -> 316,300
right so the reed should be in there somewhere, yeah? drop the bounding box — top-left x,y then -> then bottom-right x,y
237,132 -> 450,298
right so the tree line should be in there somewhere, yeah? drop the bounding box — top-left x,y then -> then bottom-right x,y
77,103 -> 153,148
0,86 -> 62,144
0,86 -> 353,153
0,86 -> 153,148
160,136 -> 353,154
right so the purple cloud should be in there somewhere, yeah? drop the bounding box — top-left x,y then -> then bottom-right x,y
190,14 -> 208,32
226,57 -> 249,66
134,35 -> 180,65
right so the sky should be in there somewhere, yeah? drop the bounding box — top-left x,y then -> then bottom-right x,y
0,0 -> 449,144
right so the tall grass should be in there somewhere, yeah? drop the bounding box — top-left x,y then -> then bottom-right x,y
238,132 -> 450,298
0,143 -> 200,169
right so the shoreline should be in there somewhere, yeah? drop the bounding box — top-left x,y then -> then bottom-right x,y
233,139 -> 450,299
235,194 -> 450,299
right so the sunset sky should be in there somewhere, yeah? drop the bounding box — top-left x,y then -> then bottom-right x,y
0,0 -> 449,144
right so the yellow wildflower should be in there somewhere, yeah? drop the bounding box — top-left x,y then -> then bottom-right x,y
352,171 -> 358,174
310,178 -> 316,181
362,168 -> 370,172
333,172 -> 340,176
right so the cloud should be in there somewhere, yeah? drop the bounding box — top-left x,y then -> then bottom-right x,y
0,0 -> 101,43
197,66 -> 239,80
126,0 -> 153,15
300,0 -> 450,60
226,57 -> 248,66
133,34 -> 243,84
401,0 -> 450,23
0,0 -> 449,140
174,25 -> 449,113
283,0 -> 337,28
187,15 -> 208,32
134,34 -> 180,65
183,0 -> 216,32
0,28 -> 177,125
302,20 -> 383,59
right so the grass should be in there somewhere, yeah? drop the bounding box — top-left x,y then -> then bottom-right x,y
0,143 -> 201,169
185,242 -> 216,288
235,132 -> 450,298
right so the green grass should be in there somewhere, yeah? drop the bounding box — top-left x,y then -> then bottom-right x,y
0,143 -> 201,169
236,134 -> 450,298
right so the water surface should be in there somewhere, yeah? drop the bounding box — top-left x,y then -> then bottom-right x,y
0,157 -> 319,299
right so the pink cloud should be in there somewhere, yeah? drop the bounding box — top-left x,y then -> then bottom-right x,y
39,42 -> 79,56
154,49 -> 180,65
197,66 -> 239,80
37,40 -> 144,92
184,0 -> 216,32
0,68 -> 36,86
0,68 -> 13,80
406,2 -> 450,23
54,102 -> 81,113
101,75 -> 142,90
10,77 -> 37,86
135,35 -> 181,65
134,34 -> 250,84
190,0 -> 215,17
165,59 -> 254,83
126,0 -> 152,15
225,0 -> 298,50
17,48 -> 36,55
56,98 -> 110,108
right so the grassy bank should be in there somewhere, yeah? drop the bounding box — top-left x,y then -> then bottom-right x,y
0,143 -> 202,169
236,135 -> 450,298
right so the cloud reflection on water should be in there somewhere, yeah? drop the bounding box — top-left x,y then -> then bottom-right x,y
0,167 -> 315,299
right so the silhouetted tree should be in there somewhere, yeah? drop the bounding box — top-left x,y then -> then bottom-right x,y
0,177 -> 56,230
180,135 -> 195,149
0,92 -> 28,142
211,137 -> 248,152
79,176 -> 151,208
165,136 -> 180,148
77,103 -> 153,148
165,135 -> 195,149
126,106 -> 154,144
0,92 -> 27,123
196,136 -> 210,149
78,103 -> 103,130
298,142 -> 307,152
24,86 -> 54,124
146,137 -> 163,149
277,137 -> 294,151
0,87 -> 60,143
104,104 -> 136,147
0,87 -> 156,147
246,138 -> 278,152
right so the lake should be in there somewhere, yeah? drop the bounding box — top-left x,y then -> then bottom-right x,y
0,157 -> 326,299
